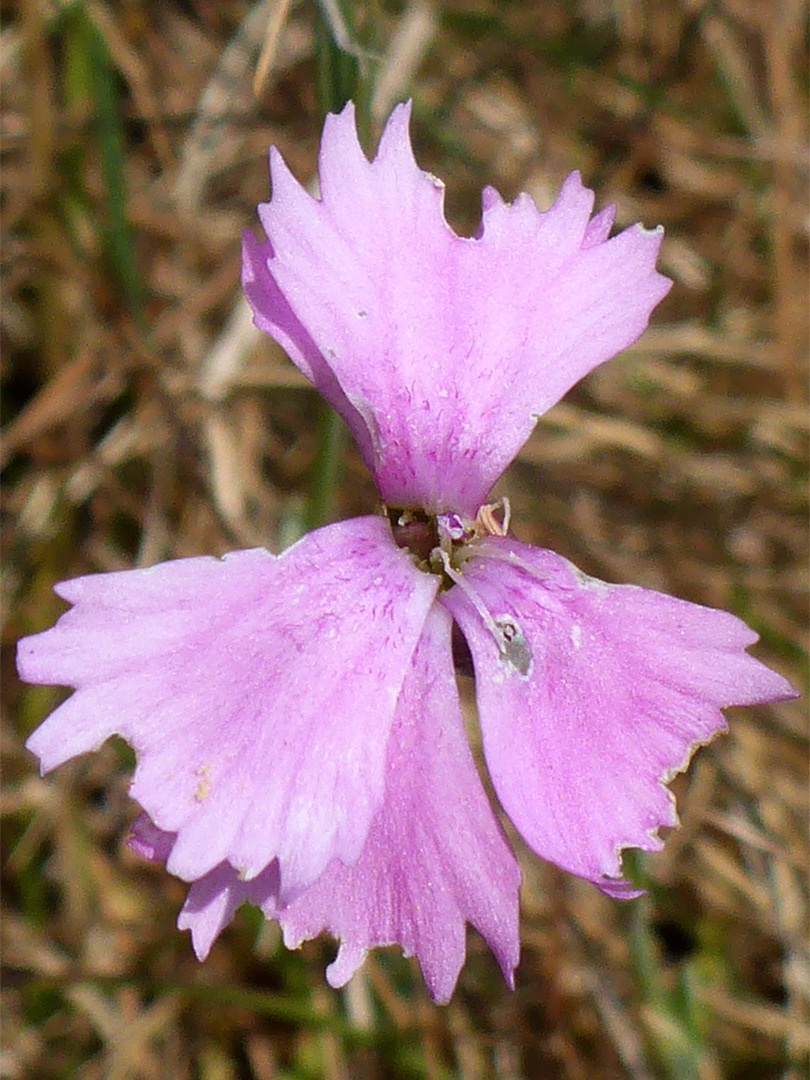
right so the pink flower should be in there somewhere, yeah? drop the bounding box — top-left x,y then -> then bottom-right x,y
19,103 -> 796,1004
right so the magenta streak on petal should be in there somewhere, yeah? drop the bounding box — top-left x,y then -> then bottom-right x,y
21,517 -> 438,900
441,536 -> 797,895
167,606 -> 521,1003
244,101 -> 672,515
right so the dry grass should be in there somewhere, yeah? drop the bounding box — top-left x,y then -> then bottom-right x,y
2,2 -> 807,1078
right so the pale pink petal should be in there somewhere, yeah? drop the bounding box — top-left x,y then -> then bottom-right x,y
244,102 -> 670,514
441,537 -> 797,895
126,813 -> 263,960
21,517 -> 438,899
145,606 -> 520,1000
272,604 -> 520,1003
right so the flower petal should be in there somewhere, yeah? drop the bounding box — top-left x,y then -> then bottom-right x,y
242,229 -> 377,469
244,102 -> 671,514
276,604 -> 521,1002
441,537 -> 797,894
126,814 -> 277,961
171,606 -> 521,1003
180,860 -> 281,962
21,517 -> 438,899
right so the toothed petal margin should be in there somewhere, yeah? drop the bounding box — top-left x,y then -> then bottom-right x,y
21,517 -> 438,900
245,103 -> 671,514
442,537 -> 796,893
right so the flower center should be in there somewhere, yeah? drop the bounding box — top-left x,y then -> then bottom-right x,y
385,500 -> 511,588
386,499 -> 530,676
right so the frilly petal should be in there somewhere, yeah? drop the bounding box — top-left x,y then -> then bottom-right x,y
276,604 -> 521,1003
126,814 -> 276,961
162,606 -> 521,1003
180,861 -> 281,961
244,101 -> 671,514
21,517 -> 438,900
441,537 -> 797,895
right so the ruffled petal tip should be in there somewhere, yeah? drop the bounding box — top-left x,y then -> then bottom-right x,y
244,102 -> 672,514
179,861 -> 281,961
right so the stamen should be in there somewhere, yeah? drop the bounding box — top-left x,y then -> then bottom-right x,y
436,549 -> 532,676
437,549 -> 498,635
475,496 -> 511,537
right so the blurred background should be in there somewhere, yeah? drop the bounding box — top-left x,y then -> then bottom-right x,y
1,1 -> 807,1078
